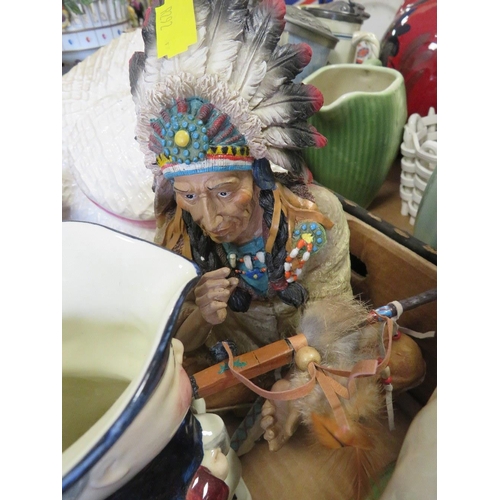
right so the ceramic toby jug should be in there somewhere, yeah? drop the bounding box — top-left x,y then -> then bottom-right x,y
303,63 -> 407,207
62,222 -> 203,500
62,222 -> 253,500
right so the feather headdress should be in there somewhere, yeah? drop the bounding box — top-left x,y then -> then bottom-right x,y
129,0 -> 325,180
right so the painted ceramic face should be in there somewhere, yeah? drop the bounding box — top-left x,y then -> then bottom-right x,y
202,448 -> 229,481
169,338 -> 194,417
173,170 -> 261,245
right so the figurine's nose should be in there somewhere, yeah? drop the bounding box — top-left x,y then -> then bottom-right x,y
195,196 -> 223,232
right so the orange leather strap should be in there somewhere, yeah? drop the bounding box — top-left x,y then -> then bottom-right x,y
222,315 -> 394,425
222,341 -> 317,400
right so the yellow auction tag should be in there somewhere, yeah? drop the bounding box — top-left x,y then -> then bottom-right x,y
156,0 -> 197,59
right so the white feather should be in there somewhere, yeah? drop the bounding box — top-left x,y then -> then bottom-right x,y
230,0 -> 286,101
253,84 -> 322,126
249,43 -> 312,108
263,122 -> 324,149
265,146 -> 305,175
204,0 -> 248,80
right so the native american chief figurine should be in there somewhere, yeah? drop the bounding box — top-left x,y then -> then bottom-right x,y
127,3 -> 426,497
129,0 -> 353,363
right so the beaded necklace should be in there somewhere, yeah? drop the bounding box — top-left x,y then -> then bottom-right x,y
222,236 -> 268,294
223,220 -> 328,292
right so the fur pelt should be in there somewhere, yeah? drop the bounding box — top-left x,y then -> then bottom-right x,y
289,296 -> 400,500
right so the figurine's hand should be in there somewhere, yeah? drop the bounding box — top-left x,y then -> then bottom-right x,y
260,379 -> 301,452
194,267 -> 239,325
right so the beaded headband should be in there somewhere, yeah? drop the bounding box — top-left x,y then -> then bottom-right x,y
150,97 -> 253,179
130,0 -> 326,181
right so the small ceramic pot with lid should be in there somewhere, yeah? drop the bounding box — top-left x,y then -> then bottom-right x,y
281,5 -> 339,82
303,1 -> 379,64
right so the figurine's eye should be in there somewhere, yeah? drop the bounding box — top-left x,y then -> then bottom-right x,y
184,193 -> 196,200
218,191 -> 229,198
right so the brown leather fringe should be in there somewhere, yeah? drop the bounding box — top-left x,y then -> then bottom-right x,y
271,184 -> 335,253
266,190 -> 283,253
163,205 -> 192,260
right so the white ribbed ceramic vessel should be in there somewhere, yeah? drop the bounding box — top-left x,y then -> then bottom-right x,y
399,108 -> 437,226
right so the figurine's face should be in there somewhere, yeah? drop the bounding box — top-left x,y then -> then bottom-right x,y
173,170 -> 262,245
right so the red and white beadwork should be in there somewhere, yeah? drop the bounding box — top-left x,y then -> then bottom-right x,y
284,221 -> 326,283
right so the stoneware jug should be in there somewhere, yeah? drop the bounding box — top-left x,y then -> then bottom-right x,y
302,63 -> 407,207
282,5 -> 339,82
302,1 -> 378,65
62,221 -> 203,500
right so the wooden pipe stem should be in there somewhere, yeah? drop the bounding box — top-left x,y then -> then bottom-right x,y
190,334 -> 308,399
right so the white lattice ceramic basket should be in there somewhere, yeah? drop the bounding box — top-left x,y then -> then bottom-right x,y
399,108 -> 437,225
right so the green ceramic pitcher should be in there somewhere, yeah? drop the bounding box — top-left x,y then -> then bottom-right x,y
303,63 -> 407,208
